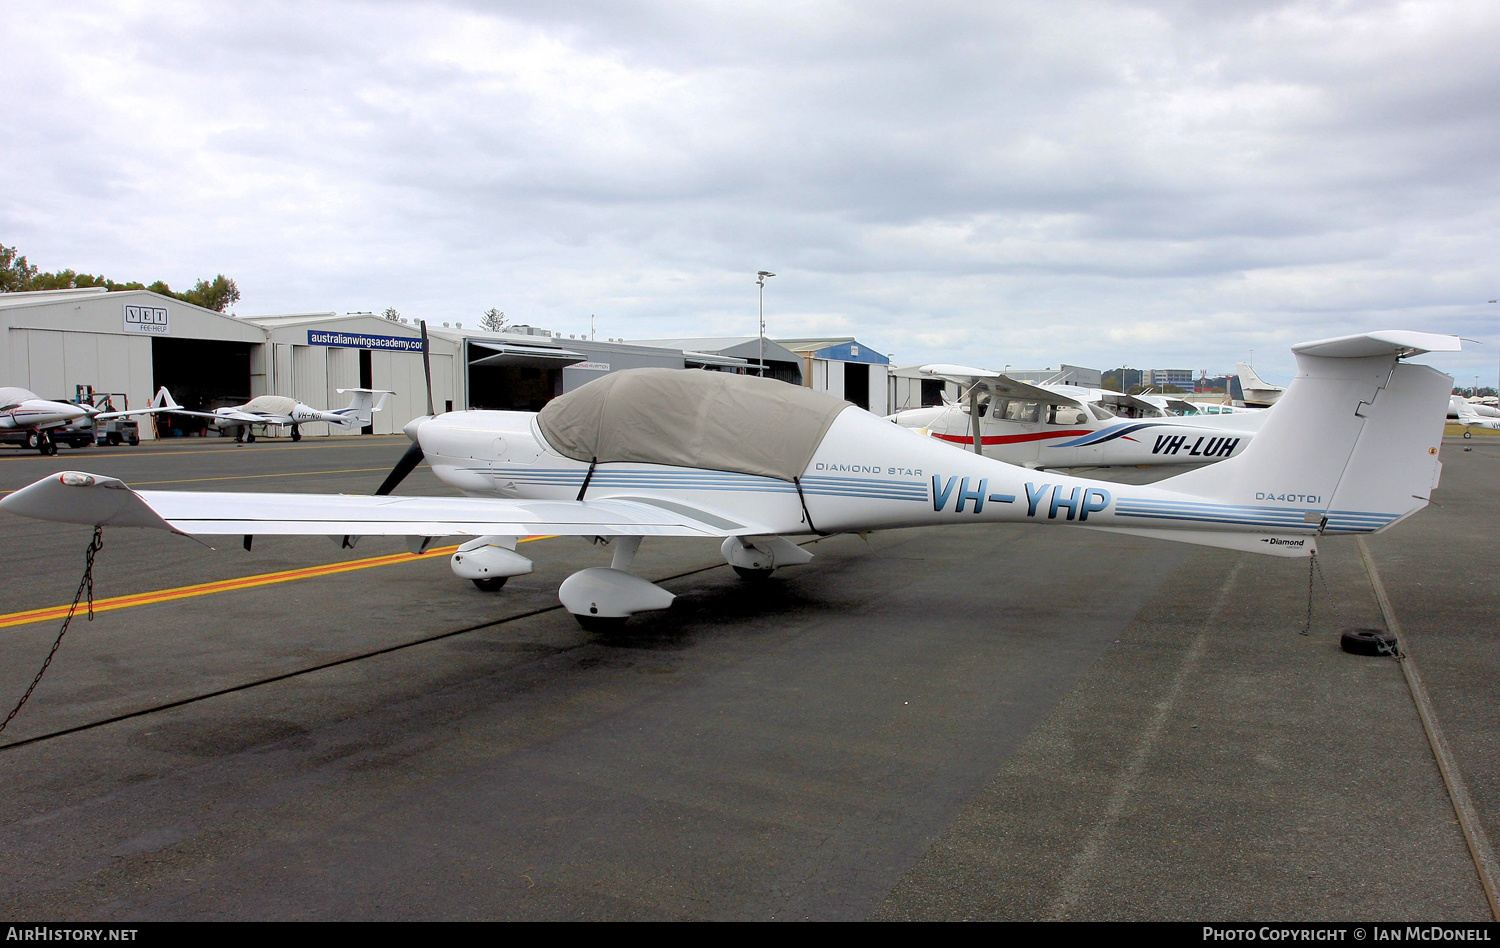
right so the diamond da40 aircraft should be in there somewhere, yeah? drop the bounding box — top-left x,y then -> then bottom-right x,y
1,330 -> 1459,629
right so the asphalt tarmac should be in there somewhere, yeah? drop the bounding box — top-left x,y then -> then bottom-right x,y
0,432 -> 1495,921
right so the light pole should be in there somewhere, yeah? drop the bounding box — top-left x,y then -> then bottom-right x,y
1491,301 -> 1498,397
756,271 -> 776,377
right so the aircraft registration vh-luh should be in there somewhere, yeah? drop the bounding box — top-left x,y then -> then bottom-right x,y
0,329 -> 1460,630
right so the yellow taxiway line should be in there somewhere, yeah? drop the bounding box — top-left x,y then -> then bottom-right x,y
0,537 -> 551,630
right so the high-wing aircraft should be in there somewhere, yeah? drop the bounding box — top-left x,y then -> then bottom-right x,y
154,388 -> 392,442
2,331 -> 1458,629
1235,362 -> 1287,407
887,367 -> 1267,469
0,387 -> 171,455
1450,396 -> 1500,438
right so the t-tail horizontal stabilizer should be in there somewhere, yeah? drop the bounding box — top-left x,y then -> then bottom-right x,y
332,388 -> 393,427
1158,330 -> 1458,545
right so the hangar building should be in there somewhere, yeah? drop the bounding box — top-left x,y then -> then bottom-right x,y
627,336 -> 806,385
625,335 -> 893,413
0,288 -> 758,441
776,338 -> 890,415
2,287 -> 268,436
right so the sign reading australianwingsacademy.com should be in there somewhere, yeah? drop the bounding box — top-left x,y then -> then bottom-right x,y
306,330 -> 424,351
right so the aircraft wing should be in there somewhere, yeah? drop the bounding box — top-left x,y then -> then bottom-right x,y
1094,390 -> 1160,415
92,405 -> 189,422
918,365 -> 1084,407
134,406 -> 231,422
0,472 -> 763,539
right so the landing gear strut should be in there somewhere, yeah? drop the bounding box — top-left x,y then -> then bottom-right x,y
291,425 -> 302,442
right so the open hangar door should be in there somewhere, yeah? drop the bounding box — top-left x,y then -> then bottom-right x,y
151,337 -> 252,437
465,340 -> 585,411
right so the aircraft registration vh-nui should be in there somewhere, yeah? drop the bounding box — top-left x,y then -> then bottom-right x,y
0,329 -> 1460,630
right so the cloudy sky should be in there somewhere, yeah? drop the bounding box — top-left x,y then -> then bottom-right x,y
4,0 -> 1499,385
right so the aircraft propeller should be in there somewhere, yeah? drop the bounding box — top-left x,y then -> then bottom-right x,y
374,319 -> 436,497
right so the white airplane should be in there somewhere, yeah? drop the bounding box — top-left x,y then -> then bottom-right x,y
1235,362 -> 1287,407
888,367 -> 1266,468
154,388 -> 392,442
1449,396 -> 1500,438
0,387 -> 169,455
1,331 -> 1458,630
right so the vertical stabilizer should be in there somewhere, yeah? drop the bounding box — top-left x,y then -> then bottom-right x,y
1234,362 -> 1281,394
1165,332 -> 1458,535
333,388 -> 393,427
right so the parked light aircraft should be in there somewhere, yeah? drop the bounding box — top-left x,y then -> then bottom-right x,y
1450,396 -> 1500,438
0,387 -> 170,455
1,331 -> 1458,630
154,388 -> 392,442
1235,362 -> 1287,407
888,367 -> 1267,469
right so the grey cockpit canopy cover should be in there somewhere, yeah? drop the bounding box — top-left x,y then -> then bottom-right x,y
536,368 -> 852,482
240,395 -> 298,416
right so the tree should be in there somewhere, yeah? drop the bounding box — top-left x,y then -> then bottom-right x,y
382,307 -> 400,321
0,244 -> 38,292
180,275 -> 241,312
480,308 -> 508,332
0,242 -> 241,311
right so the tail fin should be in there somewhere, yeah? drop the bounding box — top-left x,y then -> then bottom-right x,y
1164,332 -> 1459,536
1234,362 -> 1282,394
332,388 -> 393,427
151,386 -> 181,410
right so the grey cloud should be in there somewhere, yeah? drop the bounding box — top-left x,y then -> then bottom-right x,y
1,0 -> 1496,383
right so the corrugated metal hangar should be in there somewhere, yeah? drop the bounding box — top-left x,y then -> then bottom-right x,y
1,287 -> 894,442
